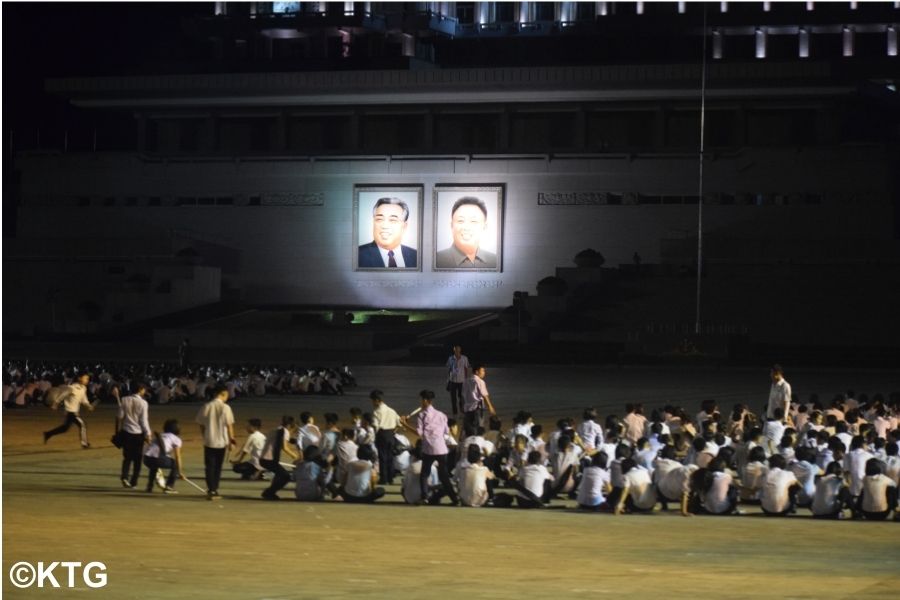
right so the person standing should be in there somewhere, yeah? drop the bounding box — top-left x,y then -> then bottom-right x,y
178,338 -> 191,370
43,372 -> 96,448
195,385 -> 236,500
370,389 -> 401,485
462,365 -> 496,437
767,364 -> 792,422
401,389 -> 458,505
116,382 -> 151,488
445,345 -> 470,416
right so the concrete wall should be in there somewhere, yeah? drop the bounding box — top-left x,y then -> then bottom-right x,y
13,145 -> 896,311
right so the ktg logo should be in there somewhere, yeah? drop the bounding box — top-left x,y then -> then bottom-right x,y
8,561 -> 108,589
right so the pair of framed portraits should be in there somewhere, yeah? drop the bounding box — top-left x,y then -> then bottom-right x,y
353,183 -> 504,272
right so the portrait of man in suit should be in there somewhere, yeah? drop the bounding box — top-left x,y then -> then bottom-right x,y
433,185 -> 503,271
355,188 -> 422,270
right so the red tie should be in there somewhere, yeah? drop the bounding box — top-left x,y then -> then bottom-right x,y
388,250 -> 397,268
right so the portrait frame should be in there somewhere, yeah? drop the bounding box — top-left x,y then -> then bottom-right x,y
432,183 -> 504,272
353,184 -> 424,272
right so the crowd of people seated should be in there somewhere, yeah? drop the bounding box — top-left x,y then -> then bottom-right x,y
2,360 -> 356,408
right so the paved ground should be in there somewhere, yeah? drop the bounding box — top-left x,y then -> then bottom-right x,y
4,365 -> 899,598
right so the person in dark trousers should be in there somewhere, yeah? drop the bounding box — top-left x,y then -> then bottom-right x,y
400,389 -> 459,506
116,382 -> 151,488
44,372 -> 96,448
143,419 -> 185,494
370,389 -> 401,485
259,416 -> 300,501
195,385 -> 235,500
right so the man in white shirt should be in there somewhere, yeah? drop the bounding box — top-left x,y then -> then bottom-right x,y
761,454 -> 800,515
843,435 -> 874,498
116,383 -> 151,488
445,345 -> 470,416
576,452 -> 612,510
462,365 -> 496,437
494,450 -> 554,508
859,459 -> 898,520
370,389 -> 402,484
456,444 -> 496,507
577,408 -> 605,453
766,365 -> 792,422
195,385 -> 236,500
44,373 -> 96,448
231,418 -> 267,480
811,462 -> 851,519
614,459 -> 656,515
654,446 -> 698,515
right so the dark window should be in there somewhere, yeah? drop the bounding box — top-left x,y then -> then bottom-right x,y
496,2 -> 514,21
575,2 -> 595,20
148,197 -> 162,206
219,117 -> 275,154
248,196 -> 262,206
456,1 -> 474,24
510,112 -> 576,151
361,114 -> 425,152
287,115 -> 353,153
587,111 -> 655,150
434,113 -> 498,153
535,2 -> 555,20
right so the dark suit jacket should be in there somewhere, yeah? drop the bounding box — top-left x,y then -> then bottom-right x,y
358,241 -> 417,268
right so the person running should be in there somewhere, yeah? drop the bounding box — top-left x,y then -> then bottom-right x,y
43,372 -> 97,449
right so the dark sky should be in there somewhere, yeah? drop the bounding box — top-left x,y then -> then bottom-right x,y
3,2 -> 208,122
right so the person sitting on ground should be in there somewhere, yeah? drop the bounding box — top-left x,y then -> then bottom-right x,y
810,462 -> 851,519
297,412 -> 322,452
613,458 -> 656,515
843,435 -> 874,501
143,419 -> 185,494
740,446 -> 768,504
763,408 -> 787,455
789,445 -> 822,508
335,428 -> 359,488
857,458 -> 898,521
455,443 -> 497,507
577,408 -> 605,454
576,451 -> 612,511
760,454 -> 800,516
550,435 -> 581,498
231,418 -> 267,481
654,446 -> 698,516
697,456 -> 740,515
338,445 -> 385,503
495,450 -> 555,509
293,445 -> 334,502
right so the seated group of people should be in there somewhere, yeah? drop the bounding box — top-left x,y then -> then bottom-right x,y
221,392 -> 900,519
2,360 -> 357,408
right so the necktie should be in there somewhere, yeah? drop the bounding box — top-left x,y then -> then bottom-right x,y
388,250 -> 397,268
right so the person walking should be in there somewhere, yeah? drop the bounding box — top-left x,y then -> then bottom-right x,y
195,385 -> 236,500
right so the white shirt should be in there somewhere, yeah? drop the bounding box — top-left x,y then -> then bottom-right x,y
463,435 -> 496,457
240,431 -> 267,469
372,403 -> 401,431
377,245 -> 406,268
55,383 -> 91,414
884,455 -> 900,485
297,424 -> 322,451
457,463 -> 491,507
763,420 -> 786,453
343,460 -> 374,497
195,399 -> 234,448
623,468 -> 656,510
518,464 -> 553,499
576,466 -> 610,507
703,471 -> 734,514
767,378 -> 792,420
144,433 -> 182,459
811,474 -> 845,516
118,394 -> 150,436
656,462 -> 698,502
740,461 -> 769,501
861,474 -> 897,513
789,460 -> 820,505
402,460 -> 438,504
577,420 -> 604,450
760,468 -> 799,513
551,449 -> 580,492
843,448 -> 874,496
